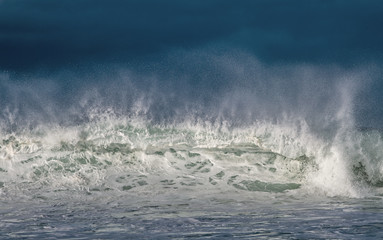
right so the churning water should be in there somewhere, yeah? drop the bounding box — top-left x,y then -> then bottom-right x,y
1,55 -> 383,239
1,116 -> 383,239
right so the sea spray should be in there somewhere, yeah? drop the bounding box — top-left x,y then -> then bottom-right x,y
0,53 -> 380,200
0,114 -> 382,200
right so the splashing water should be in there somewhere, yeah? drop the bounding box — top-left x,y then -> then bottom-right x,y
1,54 -> 383,239
1,114 -> 382,200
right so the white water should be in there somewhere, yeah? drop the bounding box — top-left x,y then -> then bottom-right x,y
1,115 -> 382,200
1,117 -> 383,239
1,55 -> 382,239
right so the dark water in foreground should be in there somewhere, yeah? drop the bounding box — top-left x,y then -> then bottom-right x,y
2,194 -> 383,239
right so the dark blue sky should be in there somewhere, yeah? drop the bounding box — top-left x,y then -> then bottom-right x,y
1,0 -> 383,128
1,0 -> 383,70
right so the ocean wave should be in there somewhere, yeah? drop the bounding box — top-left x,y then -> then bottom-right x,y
1,117 -> 382,199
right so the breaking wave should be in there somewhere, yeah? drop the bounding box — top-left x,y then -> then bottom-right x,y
0,115 -> 383,199
0,52 -> 381,199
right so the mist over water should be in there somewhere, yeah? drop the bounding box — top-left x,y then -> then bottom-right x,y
0,51 -> 373,128
0,51 -> 380,193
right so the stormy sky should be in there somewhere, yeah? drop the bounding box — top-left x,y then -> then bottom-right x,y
1,0 -> 383,128
1,0 -> 383,70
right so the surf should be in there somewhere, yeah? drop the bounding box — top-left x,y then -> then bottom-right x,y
0,114 -> 382,200
0,52 -> 381,200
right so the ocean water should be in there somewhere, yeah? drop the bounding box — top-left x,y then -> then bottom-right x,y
1,54 -> 383,239
1,116 -> 383,239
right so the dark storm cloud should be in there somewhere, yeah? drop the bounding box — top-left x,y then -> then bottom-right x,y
1,0 -> 383,71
